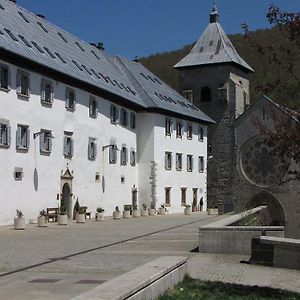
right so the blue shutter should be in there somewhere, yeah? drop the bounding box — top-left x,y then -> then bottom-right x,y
88,139 -> 91,159
65,89 -> 69,108
95,101 -> 98,116
50,83 -> 54,103
94,142 -> 97,160
16,71 -> 21,94
0,125 -> 3,145
109,146 -> 112,163
70,138 -> 74,157
7,125 -> 11,147
26,75 -> 30,97
63,137 -> 67,155
89,99 -> 92,116
41,80 -> 45,101
26,128 -> 30,149
16,126 -> 21,148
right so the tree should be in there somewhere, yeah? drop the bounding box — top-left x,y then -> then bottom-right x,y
243,5 -> 300,182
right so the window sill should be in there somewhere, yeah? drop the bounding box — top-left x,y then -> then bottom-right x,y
64,154 -> 73,159
0,144 -> 10,149
41,100 -> 53,106
198,138 -> 204,142
0,87 -> 10,93
16,146 -> 29,151
89,114 -> 97,119
164,204 -> 171,207
187,169 -> 193,172
176,168 -> 182,171
187,137 -> 193,140
165,133 -> 171,137
17,93 -> 30,99
40,150 -> 51,156
66,107 -> 75,112
165,168 -> 172,171
176,135 -> 182,139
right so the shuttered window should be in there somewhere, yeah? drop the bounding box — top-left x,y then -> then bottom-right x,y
89,96 -> 98,118
165,152 -> 172,170
121,108 -> 127,126
120,146 -> 128,165
0,123 -> 11,147
16,125 -> 30,150
176,153 -> 182,171
187,155 -> 193,172
88,138 -> 97,160
41,79 -> 54,104
109,139 -> 117,164
64,135 -> 74,158
110,104 -> 119,124
187,123 -> 193,140
39,129 -> 52,153
130,112 -> 136,129
198,156 -> 204,172
16,70 -> 30,97
165,118 -> 172,136
176,121 -> 183,138
130,148 -> 136,166
65,87 -> 76,111
0,65 -> 9,90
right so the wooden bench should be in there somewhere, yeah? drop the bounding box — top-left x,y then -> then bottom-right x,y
80,206 -> 91,219
47,207 -> 58,222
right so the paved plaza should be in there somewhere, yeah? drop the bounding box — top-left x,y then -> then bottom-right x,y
0,213 -> 299,299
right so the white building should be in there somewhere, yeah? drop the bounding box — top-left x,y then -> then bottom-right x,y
0,0 -> 213,225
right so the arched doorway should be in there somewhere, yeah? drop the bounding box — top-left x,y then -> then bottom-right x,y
62,183 -> 72,218
60,167 -> 73,218
247,191 -> 286,226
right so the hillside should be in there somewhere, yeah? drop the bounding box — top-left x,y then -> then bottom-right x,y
140,26 -> 300,111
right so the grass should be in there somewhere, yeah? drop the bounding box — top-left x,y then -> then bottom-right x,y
158,276 -> 300,300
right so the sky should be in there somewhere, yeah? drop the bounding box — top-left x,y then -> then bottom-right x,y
17,0 -> 300,59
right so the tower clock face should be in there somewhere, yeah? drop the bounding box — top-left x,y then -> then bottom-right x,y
240,135 -> 289,187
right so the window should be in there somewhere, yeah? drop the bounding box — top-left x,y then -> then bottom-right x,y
0,122 -> 11,147
88,138 -> 97,161
165,152 -> 172,170
198,126 -> 204,141
165,187 -> 171,206
110,104 -> 119,124
16,125 -> 29,150
109,142 -> 117,164
121,108 -> 127,126
176,121 -> 182,138
176,153 -> 182,171
130,112 -> 136,129
182,90 -> 193,103
130,149 -> 136,166
181,188 -> 187,206
89,96 -> 98,118
120,146 -> 128,165
16,70 -> 30,97
198,156 -> 204,173
165,118 -> 172,136
187,123 -> 193,140
41,79 -> 54,104
218,88 -> 227,102
65,87 -> 76,111
14,168 -> 23,181
201,87 -> 211,102
62,132 -> 73,158
0,65 -> 9,90
187,155 -> 193,172
40,129 -> 52,154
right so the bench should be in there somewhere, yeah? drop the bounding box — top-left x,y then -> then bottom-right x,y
80,206 -> 92,219
47,207 -> 58,222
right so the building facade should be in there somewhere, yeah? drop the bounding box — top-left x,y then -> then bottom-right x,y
0,0 -> 213,225
175,5 -> 300,238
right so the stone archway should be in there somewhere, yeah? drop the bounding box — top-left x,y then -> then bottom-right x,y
61,168 -> 73,218
247,191 -> 286,226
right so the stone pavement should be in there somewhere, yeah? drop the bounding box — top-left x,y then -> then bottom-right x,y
188,253 -> 300,294
0,212 -> 299,299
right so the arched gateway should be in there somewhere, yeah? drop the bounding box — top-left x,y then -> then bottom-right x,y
60,168 -> 73,218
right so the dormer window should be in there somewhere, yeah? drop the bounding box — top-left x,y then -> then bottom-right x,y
182,89 -> 193,103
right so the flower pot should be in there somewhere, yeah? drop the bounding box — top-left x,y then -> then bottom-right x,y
213,208 -> 219,215
158,207 -> 165,215
149,208 -> 156,216
123,210 -> 131,219
113,211 -> 122,219
207,208 -> 214,215
132,210 -> 140,218
58,214 -> 68,225
76,213 -> 86,223
37,216 -> 48,227
95,212 -> 104,221
184,207 -> 192,215
14,217 -> 25,230
141,209 -> 148,217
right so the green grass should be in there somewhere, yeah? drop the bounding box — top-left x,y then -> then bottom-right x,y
158,276 -> 300,300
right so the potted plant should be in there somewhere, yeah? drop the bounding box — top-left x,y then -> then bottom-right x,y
58,202 -> 68,225
141,203 -> 148,216
149,202 -> 156,216
214,205 -> 219,215
123,206 -> 131,219
113,206 -> 122,220
14,209 -> 25,230
158,204 -> 166,215
73,197 -> 80,220
184,204 -> 192,216
76,207 -> 86,223
132,205 -> 140,218
37,209 -> 48,227
95,207 -> 105,221
207,207 -> 214,215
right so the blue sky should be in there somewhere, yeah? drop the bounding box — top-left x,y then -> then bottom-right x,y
17,0 -> 300,59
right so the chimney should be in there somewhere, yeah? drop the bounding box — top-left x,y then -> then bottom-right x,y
133,56 -> 139,62
97,42 -> 105,51
36,14 -> 45,19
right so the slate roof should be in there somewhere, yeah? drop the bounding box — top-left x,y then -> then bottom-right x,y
174,7 -> 254,73
0,0 -> 214,124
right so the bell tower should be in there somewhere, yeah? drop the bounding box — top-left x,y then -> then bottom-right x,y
174,3 -> 254,213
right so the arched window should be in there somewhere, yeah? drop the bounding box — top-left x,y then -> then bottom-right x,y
201,87 -> 212,102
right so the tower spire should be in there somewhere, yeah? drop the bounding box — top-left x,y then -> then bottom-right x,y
210,1 -> 219,23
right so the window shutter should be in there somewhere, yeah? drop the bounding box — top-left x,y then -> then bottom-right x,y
7,125 -> 11,146
125,147 -> 128,164
26,128 -> 30,149
116,107 -> 119,122
88,139 -> 91,159
165,153 -> 168,168
40,132 -> 45,152
110,105 -> 113,122
16,71 -> 21,94
65,89 -> 69,108
70,139 -> 74,157
95,101 -> 98,116
109,146 -> 113,163
7,68 -> 11,90
50,83 -> 54,103
41,80 -> 45,101
16,126 -> 21,148
94,142 -> 97,160
0,67 -> 2,87
63,137 -> 67,155
27,76 -> 30,97
89,99 -> 93,116
0,125 -> 3,145
73,91 -> 76,110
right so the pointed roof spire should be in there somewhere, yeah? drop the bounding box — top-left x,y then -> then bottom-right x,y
210,1 -> 219,23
